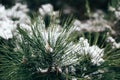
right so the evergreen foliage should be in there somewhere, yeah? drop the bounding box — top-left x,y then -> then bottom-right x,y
0,17 -> 120,80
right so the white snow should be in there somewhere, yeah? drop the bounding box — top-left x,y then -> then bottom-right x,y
0,3 -> 30,39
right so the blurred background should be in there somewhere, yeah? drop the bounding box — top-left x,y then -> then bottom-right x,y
0,0 -> 112,20
0,0 -> 120,45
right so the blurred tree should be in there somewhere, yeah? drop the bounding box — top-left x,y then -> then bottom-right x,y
89,0 -> 110,11
25,0 -> 50,11
22,0 -> 111,20
0,0 -> 15,8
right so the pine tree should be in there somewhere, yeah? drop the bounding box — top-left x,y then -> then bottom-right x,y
0,17 -> 120,80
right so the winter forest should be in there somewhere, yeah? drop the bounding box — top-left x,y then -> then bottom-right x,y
0,0 -> 120,80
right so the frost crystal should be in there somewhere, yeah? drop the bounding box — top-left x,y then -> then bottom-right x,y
0,3 -> 30,39
73,10 -> 112,32
76,37 -> 104,66
39,4 -> 53,16
107,36 -> 120,49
